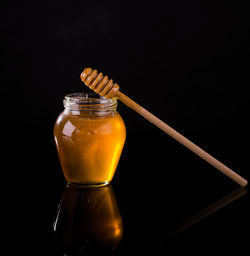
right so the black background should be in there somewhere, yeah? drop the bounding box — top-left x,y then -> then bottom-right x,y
1,0 -> 250,255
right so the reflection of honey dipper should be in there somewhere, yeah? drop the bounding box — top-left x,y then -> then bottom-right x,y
80,67 -> 248,187
159,187 -> 247,242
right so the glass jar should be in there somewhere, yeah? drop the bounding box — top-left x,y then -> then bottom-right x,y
54,92 -> 126,186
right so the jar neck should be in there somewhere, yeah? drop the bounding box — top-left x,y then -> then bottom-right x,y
63,93 -> 117,116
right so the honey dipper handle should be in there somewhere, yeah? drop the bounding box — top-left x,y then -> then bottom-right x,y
116,91 -> 248,187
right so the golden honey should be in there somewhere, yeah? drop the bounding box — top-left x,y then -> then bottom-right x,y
54,93 -> 126,186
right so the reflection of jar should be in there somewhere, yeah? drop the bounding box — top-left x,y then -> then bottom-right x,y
54,93 -> 126,186
53,184 -> 123,253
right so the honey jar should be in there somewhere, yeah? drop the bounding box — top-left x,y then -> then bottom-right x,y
54,93 -> 126,186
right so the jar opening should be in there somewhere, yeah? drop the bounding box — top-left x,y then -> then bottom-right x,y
63,92 -> 117,112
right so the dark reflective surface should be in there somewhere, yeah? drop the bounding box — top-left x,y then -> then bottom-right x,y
54,184 -> 123,255
158,187 -> 247,242
3,132 -> 250,255
53,183 -> 247,255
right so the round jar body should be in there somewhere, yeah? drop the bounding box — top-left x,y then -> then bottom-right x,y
54,93 -> 126,186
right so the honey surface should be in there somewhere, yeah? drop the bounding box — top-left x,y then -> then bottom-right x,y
54,112 -> 126,185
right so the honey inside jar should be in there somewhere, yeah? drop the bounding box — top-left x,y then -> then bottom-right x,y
54,93 -> 126,186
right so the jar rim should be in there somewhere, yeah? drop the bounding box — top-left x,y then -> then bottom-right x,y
63,92 -> 117,111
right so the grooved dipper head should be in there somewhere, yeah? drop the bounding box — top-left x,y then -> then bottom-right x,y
80,68 -> 120,99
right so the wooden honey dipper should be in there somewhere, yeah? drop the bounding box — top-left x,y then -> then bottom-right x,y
80,67 -> 248,187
